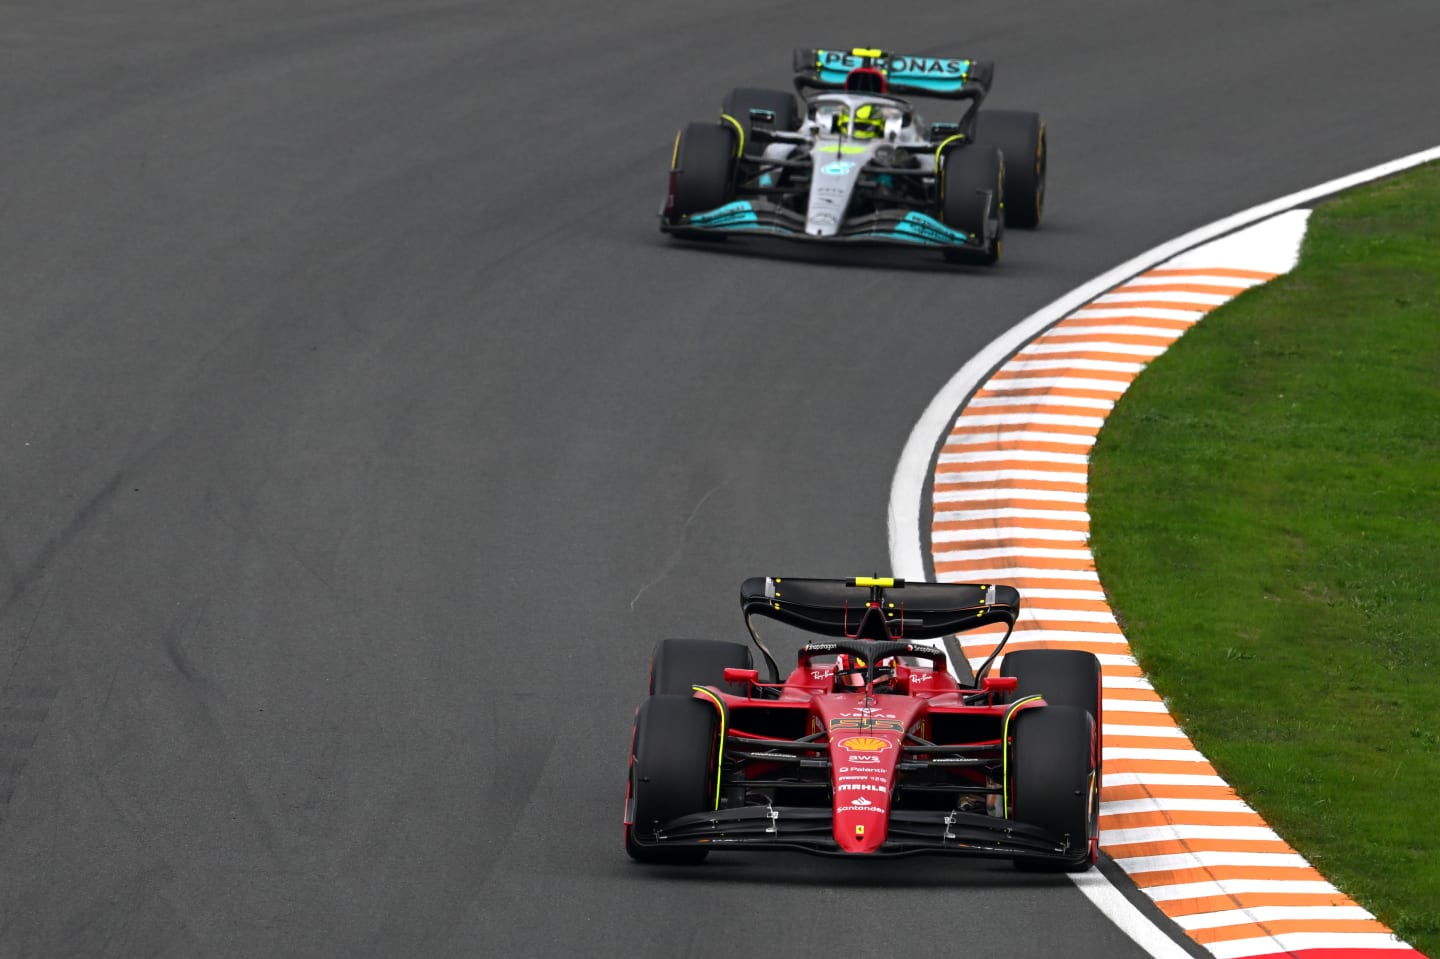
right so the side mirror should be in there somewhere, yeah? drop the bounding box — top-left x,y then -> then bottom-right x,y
748,108 -> 777,124
981,675 -> 1018,694
929,121 -> 961,138
723,667 -> 761,686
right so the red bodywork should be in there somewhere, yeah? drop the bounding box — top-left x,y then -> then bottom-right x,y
625,577 -> 1101,865
706,655 -> 1040,855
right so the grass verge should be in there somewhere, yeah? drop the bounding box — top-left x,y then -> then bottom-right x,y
1089,160 -> 1440,956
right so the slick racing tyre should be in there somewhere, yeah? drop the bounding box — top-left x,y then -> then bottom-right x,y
1000,648 -> 1102,728
721,87 -> 800,156
649,638 -> 752,695
624,694 -> 719,864
1009,705 -> 1098,871
666,121 -> 738,231
938,145 -> 1004,265
974,109 -> 1046,228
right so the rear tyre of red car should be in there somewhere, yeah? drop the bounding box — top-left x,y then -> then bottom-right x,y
974,109 -> 1046,228
665,122 -> 738,234
1000,648 -> 1102,722
938,145 -> 1004,266
1009,705 -> 1098,871
649,638 -> 752,695
624,694 -> 719,864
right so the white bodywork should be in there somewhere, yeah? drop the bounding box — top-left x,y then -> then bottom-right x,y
758,93 -> 939,238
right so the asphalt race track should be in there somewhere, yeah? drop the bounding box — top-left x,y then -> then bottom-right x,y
2,2 -> 1437,957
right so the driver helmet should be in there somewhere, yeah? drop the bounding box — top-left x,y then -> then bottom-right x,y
834,654 -> 897,690
851,103 -> 886,139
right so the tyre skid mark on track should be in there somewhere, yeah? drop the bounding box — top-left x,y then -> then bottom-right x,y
0,684 -> 58,817
925,216 -> 1424,959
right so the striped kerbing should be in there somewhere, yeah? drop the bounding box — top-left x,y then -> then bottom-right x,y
927,223 -> 1424,959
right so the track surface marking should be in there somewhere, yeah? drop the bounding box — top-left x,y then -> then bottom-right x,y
919,210 -> 1427,958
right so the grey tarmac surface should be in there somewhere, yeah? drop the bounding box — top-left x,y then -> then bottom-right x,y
1,1 -> 1436,957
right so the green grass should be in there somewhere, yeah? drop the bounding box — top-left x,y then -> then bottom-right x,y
1089,160 -> 1440,956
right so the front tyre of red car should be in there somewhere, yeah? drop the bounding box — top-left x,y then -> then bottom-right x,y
1009,705 -> 1098,872
624,694 -> 719,864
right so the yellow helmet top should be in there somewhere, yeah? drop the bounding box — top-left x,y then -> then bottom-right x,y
850,103 -> 885,138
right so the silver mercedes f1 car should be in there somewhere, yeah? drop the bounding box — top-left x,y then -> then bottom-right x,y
660,48 -> 1047,266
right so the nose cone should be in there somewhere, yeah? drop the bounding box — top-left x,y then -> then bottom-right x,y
829,734 -> 898,853
805,141 -> 873,237
819,691 -> 922,854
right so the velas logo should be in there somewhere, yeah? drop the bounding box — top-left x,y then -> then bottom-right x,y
831,718 -> 904,732
839,737 -> 890,752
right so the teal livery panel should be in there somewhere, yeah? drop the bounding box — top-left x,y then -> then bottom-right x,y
677,201 -> 973,247
811,49 -> 973,94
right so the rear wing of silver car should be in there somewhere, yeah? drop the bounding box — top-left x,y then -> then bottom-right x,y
792,48 -> 995,100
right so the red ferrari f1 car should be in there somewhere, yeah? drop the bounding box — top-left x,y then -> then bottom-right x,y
624,577 -> 1102,868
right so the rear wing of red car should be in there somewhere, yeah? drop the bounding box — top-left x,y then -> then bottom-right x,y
739,576 -> 1019,684
792,48 -> 995,100
740,576 -> 1019,639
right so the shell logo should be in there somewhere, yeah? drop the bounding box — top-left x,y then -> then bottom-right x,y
838,737 -> 890,752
